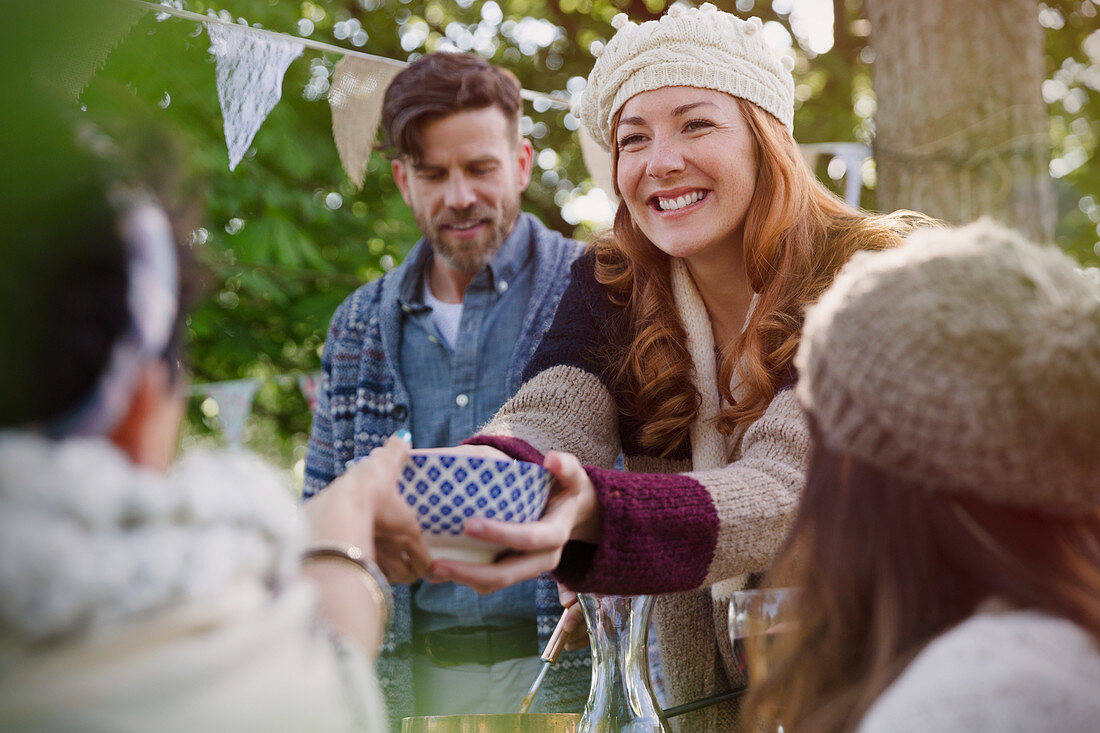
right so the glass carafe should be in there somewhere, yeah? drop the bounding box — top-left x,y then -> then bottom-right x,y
578,594 -> 671,732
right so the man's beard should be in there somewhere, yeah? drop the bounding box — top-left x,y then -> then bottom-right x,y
415,198 -> 521,275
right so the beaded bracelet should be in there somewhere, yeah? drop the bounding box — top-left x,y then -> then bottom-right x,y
302,541 -> 394,631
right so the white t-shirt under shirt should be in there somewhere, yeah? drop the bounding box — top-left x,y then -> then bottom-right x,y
423,279 -> 463,351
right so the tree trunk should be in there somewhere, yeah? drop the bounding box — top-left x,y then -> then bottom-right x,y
866,0 -> 1055,241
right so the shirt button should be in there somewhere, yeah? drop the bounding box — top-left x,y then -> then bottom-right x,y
496,280 -> 509,293
455,393 -> 469,408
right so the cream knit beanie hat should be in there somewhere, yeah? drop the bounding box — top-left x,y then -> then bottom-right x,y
579,2 -> 795,152
796,220 -> 1100,514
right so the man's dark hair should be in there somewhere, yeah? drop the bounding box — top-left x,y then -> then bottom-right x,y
380,52 -> 522,163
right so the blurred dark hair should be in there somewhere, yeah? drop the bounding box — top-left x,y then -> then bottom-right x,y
0,101 -> 200,431
742,418 -> 1100,733
380,52 -> 522,163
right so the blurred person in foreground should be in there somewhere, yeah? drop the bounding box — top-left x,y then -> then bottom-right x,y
744,220 -> 1100,732
0,114 -> 427,732
303,52 -> 588,723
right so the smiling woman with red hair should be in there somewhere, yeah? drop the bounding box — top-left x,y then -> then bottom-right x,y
426,4 -> 931,729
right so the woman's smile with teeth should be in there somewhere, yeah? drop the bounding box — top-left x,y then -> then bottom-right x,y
655,190 -> 707,211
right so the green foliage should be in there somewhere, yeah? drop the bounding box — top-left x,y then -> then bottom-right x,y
1043,0 -> 1100,266
79,0 -> 1098,471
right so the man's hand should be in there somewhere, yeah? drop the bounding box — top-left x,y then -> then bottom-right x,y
556,585 -> 590,651
303,435 -> 432,583
411,445 -> 513,461
428,450 -> 601,594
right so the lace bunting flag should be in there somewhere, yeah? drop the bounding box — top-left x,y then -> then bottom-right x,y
205,22 -> 303,171
198,378 -> 262,446
329,56 -> 404,188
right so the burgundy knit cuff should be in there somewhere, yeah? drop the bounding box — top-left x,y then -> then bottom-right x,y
461,435 -> 546,465
555,466 -> 718,595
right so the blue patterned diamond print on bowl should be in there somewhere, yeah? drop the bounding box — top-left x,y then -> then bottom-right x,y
395,453 -> 552,547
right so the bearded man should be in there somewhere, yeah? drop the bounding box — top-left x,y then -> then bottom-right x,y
303,53 -> 587,728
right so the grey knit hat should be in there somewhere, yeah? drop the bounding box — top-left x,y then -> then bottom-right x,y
579,2 -> 795,153
796,220 -> 1100,514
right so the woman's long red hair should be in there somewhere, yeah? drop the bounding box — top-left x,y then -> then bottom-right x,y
594,99 -> 930,456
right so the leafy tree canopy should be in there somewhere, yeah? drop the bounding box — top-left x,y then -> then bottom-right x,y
69,0 -> 1098,472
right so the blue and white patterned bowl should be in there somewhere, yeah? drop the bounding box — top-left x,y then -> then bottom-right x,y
398,453 -> 552,563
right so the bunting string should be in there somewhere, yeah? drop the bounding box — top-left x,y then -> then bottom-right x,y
116,0 -> 570,187
123,0 -> 568,108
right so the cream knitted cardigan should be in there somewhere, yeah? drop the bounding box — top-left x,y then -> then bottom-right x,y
467,254 -> 809,731
858,607 -> 1100,732
0,432 -> 385,733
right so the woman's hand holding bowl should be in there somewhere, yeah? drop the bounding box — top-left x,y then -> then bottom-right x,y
428,450 -> 601,595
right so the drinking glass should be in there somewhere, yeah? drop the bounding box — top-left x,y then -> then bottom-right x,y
728,588 -> 799,731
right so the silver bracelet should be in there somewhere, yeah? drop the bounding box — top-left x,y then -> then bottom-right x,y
302,541 -> 394,631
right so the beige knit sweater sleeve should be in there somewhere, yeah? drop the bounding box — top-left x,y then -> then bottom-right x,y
476,365 -> 622,469
690,387 -> 808,586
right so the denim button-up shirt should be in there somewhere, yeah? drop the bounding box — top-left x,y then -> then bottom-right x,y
398,217 -> 538,632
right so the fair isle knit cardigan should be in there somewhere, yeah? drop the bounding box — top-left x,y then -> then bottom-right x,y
466,251 -> 810,732
303,215 -> 587,727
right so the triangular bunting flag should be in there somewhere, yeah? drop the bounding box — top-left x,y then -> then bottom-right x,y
199,378 -> 262,446
205,22 -> 303,171
32,0 -> 146,102
297,371 -> 323,413
329,56 -> 404,188
578,125 -> 617,204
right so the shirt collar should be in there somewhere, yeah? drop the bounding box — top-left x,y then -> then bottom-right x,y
486,213 -> 532,288
398,213 -> 532,309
